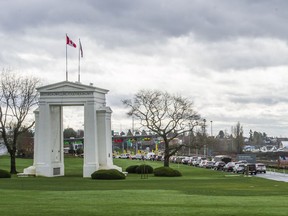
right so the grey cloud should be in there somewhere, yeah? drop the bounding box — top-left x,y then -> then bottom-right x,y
2,0 -> 288,43
228,95 -> 288,105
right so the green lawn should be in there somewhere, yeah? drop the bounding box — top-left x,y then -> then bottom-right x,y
0,156 -> 288,216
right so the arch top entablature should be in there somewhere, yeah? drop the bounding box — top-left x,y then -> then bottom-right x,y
37,81 -> 109,104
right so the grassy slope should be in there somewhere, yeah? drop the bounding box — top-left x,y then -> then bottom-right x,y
0,156 -> 288,216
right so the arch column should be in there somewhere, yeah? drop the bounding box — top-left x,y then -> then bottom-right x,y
83,101 -> 99,177
33,103 -> 64,177
97,107 -> 113,168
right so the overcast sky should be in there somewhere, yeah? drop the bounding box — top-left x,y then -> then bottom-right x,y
1,0 -> 288,137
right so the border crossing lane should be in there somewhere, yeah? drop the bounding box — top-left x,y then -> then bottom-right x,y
256,171 -> 288,183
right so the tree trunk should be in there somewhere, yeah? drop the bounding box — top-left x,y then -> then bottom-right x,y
10,151 -> 17,174
164,155 -> 170,167
163,142 -> 170,167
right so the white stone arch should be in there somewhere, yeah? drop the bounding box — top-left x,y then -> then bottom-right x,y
24,81 -> 121,177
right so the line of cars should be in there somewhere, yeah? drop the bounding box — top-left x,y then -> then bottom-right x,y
170,155 -> 266,175
115,153 -> 163,161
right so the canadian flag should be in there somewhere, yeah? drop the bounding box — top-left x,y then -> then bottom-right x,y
66,35 -> 77,48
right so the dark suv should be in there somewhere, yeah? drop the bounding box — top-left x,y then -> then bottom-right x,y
244,163 -> 257,175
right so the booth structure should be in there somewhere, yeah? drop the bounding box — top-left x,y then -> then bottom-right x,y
23,81 -> 121,177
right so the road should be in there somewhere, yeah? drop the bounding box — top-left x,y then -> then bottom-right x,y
256,171 -> 288,183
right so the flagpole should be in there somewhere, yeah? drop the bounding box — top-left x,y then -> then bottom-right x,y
78,38 -> 81,82
66,34 -> 68,81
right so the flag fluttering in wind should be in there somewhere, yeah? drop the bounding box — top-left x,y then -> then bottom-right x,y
78,39 -> 83,82
79,40 -> 83,58
66,35 -> 77,48
66,34 -> 77,81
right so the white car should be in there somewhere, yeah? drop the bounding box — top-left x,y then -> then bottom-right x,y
199,160 -> 208,168
181,157 -> 191,164
256,163 -> 266,173
233,163 -> 245,173
119,153 -> 130,159
203,161 -> 214,169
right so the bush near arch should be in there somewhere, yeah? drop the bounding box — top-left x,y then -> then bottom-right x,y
135,164 -> 153,174
154,167 -> 182,177
0,169 -> 11,178
91,169 -> 125,180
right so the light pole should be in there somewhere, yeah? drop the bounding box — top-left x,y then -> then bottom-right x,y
210,120 -> 213,156
210,120 -> 213,137
203,119 -> 206,157
188,123 -> 191,156
203,119 -> 206,135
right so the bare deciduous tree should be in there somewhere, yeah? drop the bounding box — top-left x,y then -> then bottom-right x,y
232,122 -> 244,154
0,69 -> 39,174
123,90 -> 200,167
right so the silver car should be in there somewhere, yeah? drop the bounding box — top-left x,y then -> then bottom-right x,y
256,163 -> 266,174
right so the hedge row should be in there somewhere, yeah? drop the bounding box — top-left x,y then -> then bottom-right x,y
126,165 -> 182,177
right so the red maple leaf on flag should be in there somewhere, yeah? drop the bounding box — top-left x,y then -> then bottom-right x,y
66,35 -> 77,48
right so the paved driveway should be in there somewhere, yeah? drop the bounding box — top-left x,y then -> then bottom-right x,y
256,171 -> 288,182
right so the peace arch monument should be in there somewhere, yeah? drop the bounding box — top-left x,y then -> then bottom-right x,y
23,81 -> 121,177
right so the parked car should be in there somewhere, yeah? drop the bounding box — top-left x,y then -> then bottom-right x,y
170,156 -> 177,163
192,159 -> 200,166
204,161 -> 214,169
119,153 -> 130,159
223,162 -> 235,172
256,163 -> 266,174
213,161 -> 226,170
244,163 -> 257,175
181,156 -> 191,165
155,155 -> 163,161
146,152 -> 155,160
175,156 -> 186,164
131,154 -> 142,160
187,157 -> 198,166
199,160 -> 208,168
213,155 -> 232,164
194,157 -> 206,167
233,163 -> 245,173
238,160 -> 248,164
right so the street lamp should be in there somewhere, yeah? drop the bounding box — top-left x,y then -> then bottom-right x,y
203,119 -> 206,135
203,119 -> 206,156
188,123 -> 191,156
210,120 -> 213,137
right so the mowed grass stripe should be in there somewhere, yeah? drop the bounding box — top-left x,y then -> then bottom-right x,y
0,156 -> 288,215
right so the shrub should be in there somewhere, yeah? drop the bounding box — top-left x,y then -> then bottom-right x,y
76,148 -> 83,155
136,164 -> 153,174
126,165 -> 139,173
0,169 -> 11,178
91,169 -> 125,180
154,167 -> 182,177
